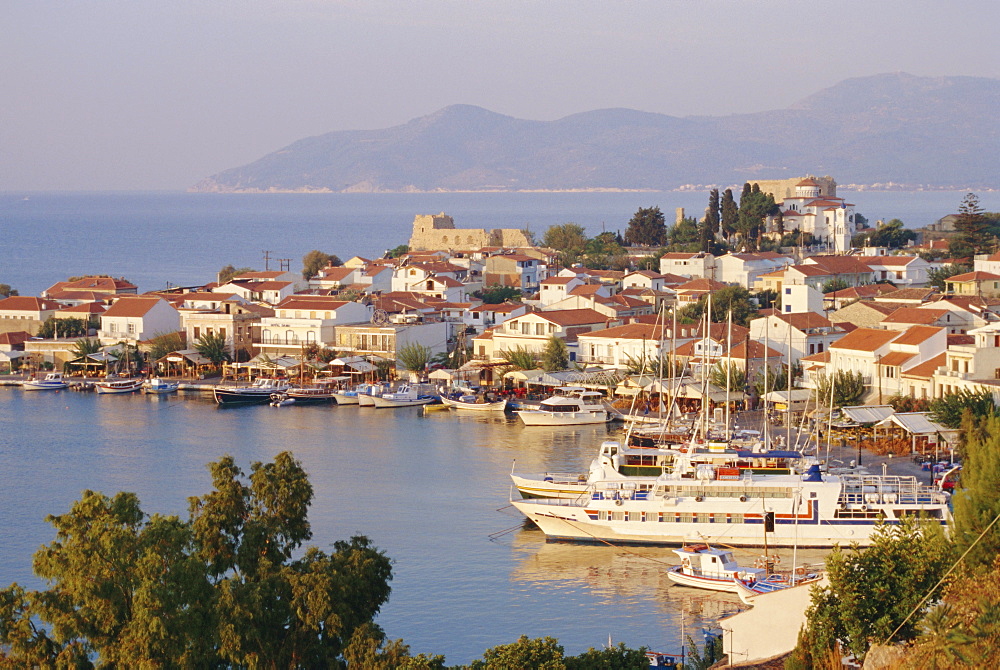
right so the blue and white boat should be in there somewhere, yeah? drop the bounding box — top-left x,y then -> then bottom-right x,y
144,377 -> 179,394
371,383 -> 439,408
22,372 -> 69,391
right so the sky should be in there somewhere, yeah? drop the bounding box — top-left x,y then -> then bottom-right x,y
2,0 -> 999,191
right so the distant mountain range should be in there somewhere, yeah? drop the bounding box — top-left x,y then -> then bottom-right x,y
191,73 -> 1000,193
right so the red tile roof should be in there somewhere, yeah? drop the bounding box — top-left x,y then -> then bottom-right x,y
830,327 -> 899,352
0,296 -> 63,312
880,351 -> 916,367
891,325 -> 944,346
900,353 -> 947,379
947,271 -> 1000,282
102,297 -> 165,318
882,308 -> 949,325
527,308 -> 609,326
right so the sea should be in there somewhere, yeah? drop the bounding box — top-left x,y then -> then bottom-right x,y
0,189 -> 995,662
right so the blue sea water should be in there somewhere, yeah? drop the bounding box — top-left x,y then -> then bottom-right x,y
1,190 -> 996,296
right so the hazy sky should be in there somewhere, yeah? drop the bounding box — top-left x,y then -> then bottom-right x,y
3,1 -> 998,191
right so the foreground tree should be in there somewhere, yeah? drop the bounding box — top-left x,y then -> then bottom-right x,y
0,453 -> 398,667
792,517 -> 952,665
929,388 -> 998,429
950,414 -> 1000,567
467,635 -> 648,670
396,342 -> 432,378
623,207 -> 667,247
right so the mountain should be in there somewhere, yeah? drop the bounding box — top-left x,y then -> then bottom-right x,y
191,73 -> 1000,193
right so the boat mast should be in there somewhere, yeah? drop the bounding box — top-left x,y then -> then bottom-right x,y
786,321 -> 793,450
763,320 -> 770,449
725,309 -> 732,442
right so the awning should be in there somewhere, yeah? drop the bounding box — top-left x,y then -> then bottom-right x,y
345,360 -> 375,373
87,351 -> 119,362
0,351 -> 29,360
880,412 -> 953,437
841,405 -> 895,424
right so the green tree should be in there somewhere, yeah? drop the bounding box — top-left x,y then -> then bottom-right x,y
218,264 -> 255,285
498,345 -> 539,371
678,286 -> 757,327
623,207 -> 667,247
396,342 -> 432,376
0,453 -> 397,668
929,389 -> 998,429
950,414 -> 1000,568
0,284 -> 18,298
146,331 -> 185,361
666,216 -> 700,251
813,369 -> 865,408
386,244 -> 409,259
705,189 -> 720,239
194,331 -> 231,365
954,192 -> 992,254
710,362 -> 746,393
854,218 -> 918,249
752,364 -> 789,396
735,183 -> 777,252
543,223 -> 589,264
720,188 -> 738,240
73,337 -> 102,359
36,316 -> 89,339
541,336 -> 569,372
469,635 -> 565,669
797,517 -> 953,662
821,277 -> 852,294
476,285 -> 522,303
928,263 -> 974,292
302,250 -> 342,280
582,231 -> 627,269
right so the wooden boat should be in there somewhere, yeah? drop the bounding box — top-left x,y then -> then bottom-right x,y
144,378 -> 179,394
95,378 -> 145,394
22,372 -> 69,391
440,394 -> 508,412
284,384 -> 338,405
666,544 -> 764,593
213,378 -> 289,405
732,570 -> 822,605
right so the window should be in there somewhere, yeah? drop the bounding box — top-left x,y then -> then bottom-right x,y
785,305 -> 792,313
549,324 -> 557,334
219,328 -> 226,339
535,323 -> 545,336
508,322 -> 517,332
127,323 -> 136,335
521,322 -> 530,335
193,327 -> 200,339
784,287 -> 791,295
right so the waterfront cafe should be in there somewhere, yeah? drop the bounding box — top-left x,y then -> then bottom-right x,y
63,350 -> 118,377
154,350 -> 213,378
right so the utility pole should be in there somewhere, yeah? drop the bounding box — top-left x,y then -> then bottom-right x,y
262,250 -> 272,271
278,258 -> 291,272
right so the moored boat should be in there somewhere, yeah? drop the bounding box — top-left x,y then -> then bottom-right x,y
510,464 -> 951,548
665,544 -> 764,593
22,372 -> 69,391
144,377 -> 179,394
517,387 -> 610,426
284,383 -> 338,404
213,378 -> 290,405
371,383 -> 439,408
440,393 -> 508,412
95,378 -> 145,394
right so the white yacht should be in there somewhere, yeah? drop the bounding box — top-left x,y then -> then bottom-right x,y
517,387 -> 609,426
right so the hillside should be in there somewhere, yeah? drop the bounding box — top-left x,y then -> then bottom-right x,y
191,73 -> 1000,193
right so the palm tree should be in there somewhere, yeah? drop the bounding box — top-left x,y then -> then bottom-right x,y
194,332 -> 231,366
73,337 -> 101,358
396,343 -> 431,379
498,346 -> 539,371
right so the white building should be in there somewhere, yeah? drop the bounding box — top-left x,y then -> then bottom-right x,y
659,252 -> 715,279
258,296 -> 370,355
99,297 -> 181,343
770,178 -> 858,253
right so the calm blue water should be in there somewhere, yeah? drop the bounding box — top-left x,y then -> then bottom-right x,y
0,389 -> 739,662
1,190 -> 996,296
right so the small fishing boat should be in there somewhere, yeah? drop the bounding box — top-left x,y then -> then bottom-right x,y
144,377 -> 179,394
371,383 -> 439,408
517,387 -> 610,426
665,544 -> 765,593
22,372 -> 69,391
440,393 -> 508,412
358,383 -> 388,407
732,567 -> 822,604
95,378 -> 145,394
284,383 -> 338,405
213,378 -> 290,405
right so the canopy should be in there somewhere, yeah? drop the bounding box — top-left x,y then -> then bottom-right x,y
163,350 -> 211,366
841,405 -> 895,424
503,369 -> 548,382
87,351 -> 119,362
0,351 -> 30,360
880,412 -> 956,438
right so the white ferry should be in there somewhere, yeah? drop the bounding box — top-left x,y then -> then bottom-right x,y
510,464 -> 950,548
511,440 -> 806,500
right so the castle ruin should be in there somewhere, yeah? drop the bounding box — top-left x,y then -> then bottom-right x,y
408,213 -> 533,251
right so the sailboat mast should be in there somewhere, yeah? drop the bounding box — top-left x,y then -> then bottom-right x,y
786,322 -> 793,449
725,309 -> 732,441
763,320 -> 770,448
